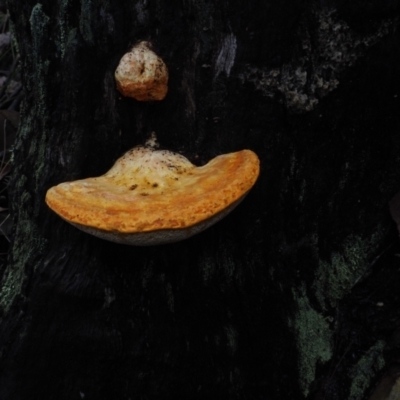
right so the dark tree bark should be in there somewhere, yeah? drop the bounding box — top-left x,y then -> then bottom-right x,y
1,1 -> 400,399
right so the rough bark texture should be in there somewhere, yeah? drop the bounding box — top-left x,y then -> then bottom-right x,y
1,1 -> 400,399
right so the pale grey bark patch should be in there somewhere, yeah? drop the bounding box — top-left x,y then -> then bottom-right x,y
240,9 -> 396,113
214,33 -> 237,79
348,340 -> 386,400
291,285 -> 333,397
135,0 -> 149,25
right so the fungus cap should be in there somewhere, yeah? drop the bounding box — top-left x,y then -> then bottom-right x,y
45,146 -> 260,245
115,41 -> 168,101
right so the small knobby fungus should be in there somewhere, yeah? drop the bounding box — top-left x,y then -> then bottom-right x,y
45,141 -> 260,245
115,41 -> 168,101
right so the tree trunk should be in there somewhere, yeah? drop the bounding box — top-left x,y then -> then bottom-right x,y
1,1 -> 400,399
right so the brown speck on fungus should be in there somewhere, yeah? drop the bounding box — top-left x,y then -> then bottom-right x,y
115,41 -> 168,101
45,142 -> 260,246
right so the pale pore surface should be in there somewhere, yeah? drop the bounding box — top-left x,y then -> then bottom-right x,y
70,197 -> 246,246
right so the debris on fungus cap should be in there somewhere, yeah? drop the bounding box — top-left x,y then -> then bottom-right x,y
115,41 -> 168,101
45,137 -> 260,246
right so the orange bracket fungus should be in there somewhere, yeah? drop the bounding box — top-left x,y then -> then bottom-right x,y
45,138 -> 260,245
115,41 -> 168,101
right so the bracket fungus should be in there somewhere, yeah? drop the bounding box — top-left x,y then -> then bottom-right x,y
45,140 -> 260,245
115,41 -> 168,101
